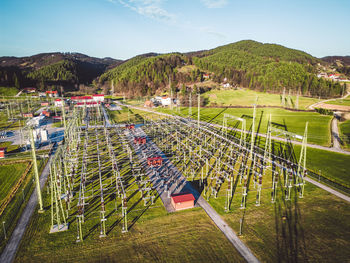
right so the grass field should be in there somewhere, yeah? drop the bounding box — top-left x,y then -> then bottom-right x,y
0,162 -> 28,203
0,87 -> 19,97
293,144 -> 350,188
212,183 -> 350,262
15,196 -> 244,262
202,89 -> 320,109
158,107 -> 332,146
324,98 -> 350,106
339,119 -> 350,150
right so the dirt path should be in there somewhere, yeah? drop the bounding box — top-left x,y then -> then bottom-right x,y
308,92 -> 350,110
0,144 -> 57,263
331,117 -> 341,149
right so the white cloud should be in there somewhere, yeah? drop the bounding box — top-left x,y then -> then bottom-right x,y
200,0 -> 228,8
117,0 -> 175,22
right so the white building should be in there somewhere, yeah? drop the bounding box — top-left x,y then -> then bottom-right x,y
92,94 -> 104,103
26,115 -> 46,127
54,99 -> 64,107
154,96 -> 172,106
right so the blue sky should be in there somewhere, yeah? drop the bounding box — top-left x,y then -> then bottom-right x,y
0,0 -> 349,59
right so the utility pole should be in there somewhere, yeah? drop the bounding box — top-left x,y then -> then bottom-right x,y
61,101 -> 66,130
197,93 -> 200,129
282,87 -> 286,107
189,91 -> 192,117
296,89 -> 299,110
111,80 -> 114,96
30,128 -> 44,212
169,76 -> 173,110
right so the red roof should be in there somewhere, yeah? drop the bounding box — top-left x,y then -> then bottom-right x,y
55,99 -> 61,101
46,90 -> 57,94
71,96 -> 93,100
171,193 -> 195,203
93,94 -> 104,97
0,148 -> 6,151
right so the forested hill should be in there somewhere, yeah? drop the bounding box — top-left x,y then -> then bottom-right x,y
0,52 -> 121,90
321,56 -> 350,76
100,40 -> 344,98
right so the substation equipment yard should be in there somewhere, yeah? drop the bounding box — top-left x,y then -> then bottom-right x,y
49,103 -> 309,246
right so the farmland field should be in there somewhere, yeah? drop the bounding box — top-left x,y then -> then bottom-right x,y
0,162 -> 29,203
158,107 -> 332,146
339,119 -> 350,150
324,98 -> 350,106
202,89 -> 321,109
15,195 -> 244,263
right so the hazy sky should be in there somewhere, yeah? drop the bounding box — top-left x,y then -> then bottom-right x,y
0,0 -> 349,59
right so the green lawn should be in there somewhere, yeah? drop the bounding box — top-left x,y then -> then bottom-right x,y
217,183 -> 350,263
15,198 -> 244,262
202,89 -> 320,109
293,144 -> 350,188
324,98 -> 350,106
158,107 -> 332,146
0,87 -> 19,97
0,162 -> 29,203
339,119 -> 350,150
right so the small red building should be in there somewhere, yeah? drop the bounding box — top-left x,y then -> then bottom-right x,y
42,110 -> 51,117
41,102 -> 49,106
171,193 -> 195,211
125,124 -> 135,130
23,113 -> 33,118
0,148 -> 6,158
134,137 -> 146,145
147,156 -> 162,167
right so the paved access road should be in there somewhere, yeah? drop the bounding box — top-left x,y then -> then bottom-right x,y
0,144 -> 57,263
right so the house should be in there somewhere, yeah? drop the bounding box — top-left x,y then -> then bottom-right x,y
222,83 -> 231,88
41,102 -> 49,106
54,99 -> 63,107
46,90 -> 58,97
171,193 -> 195,211
71,96 -> 93,103
38,92 -> 46,97
203,73 -> 210,79
155,96 -> 172,106
144,100 -> 154,108
0,147 -> 6,158
23,87 -> 36,93
92,94 -> 104,103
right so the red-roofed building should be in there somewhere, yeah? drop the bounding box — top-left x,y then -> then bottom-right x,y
171,193 -> 195,211
54,98 -> 63,107
0,147 -> 6,158
41,102 -> 49,106
46,90 -> 58,97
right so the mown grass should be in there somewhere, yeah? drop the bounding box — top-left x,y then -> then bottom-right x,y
158,106 -> 332,146
202,89 -> 320,109
215,183 -> 350,263
15,193 -> 244,263
339,119 -> 350,150
324,98 -> 350,106
0,87 -> 19,97
0,162 -> 28,203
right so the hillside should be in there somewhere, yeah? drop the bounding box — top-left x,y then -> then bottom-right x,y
321,56 -> 350,76
0,52 -> 121,90
100,40 -> 344,98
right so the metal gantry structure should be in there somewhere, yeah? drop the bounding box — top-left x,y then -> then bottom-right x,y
48,106 -> 157,241
142,111 -> 308,212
